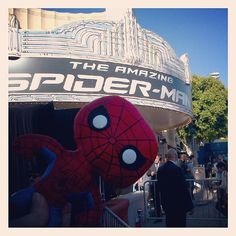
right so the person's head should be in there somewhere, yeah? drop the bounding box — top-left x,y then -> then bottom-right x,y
179,153 -> 186,161
216,161 -> 226,173
154,155 -> 160,163
166,148 -> 178,162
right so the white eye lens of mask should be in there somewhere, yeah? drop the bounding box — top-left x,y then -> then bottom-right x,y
122,149 -> 137,164
92,115 -> 108,129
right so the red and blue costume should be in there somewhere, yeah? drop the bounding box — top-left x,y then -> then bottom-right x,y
11,96 -> 158,226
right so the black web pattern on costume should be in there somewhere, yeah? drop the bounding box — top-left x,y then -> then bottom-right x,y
76,99 -> 155,186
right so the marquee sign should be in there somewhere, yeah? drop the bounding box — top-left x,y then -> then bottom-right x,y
9,57 -> 192,114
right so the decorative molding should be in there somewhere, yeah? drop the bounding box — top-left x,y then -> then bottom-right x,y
8,9 -> 190,83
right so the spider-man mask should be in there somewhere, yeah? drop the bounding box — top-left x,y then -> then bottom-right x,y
74,96 -> 158,187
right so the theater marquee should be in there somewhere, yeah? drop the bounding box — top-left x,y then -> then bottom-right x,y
9,57 -> 191,112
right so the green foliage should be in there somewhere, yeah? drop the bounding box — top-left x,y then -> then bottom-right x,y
178,75 -> 228,143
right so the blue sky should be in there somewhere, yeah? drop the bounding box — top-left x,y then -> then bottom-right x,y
44,8 -> 228,87
134,9 -> 228,88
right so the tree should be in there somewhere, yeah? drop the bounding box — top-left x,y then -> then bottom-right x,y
178,75 -> 228,154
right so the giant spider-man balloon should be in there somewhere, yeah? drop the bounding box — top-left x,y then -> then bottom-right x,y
11,96 -> 158,227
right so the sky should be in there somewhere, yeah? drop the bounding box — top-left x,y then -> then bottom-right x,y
44,8 -> 228,87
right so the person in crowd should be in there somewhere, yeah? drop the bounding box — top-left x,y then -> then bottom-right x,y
186,155 -> 195,175
160,154 -> 167,165
215,161 -> 228,216
146,155 -> 162,218
185,155 -> 196,200
177,153 -> 188,176
205,161 -> 213,178
211,157 -> 219,178
218,154 -> 228,171
178,152 -> 193,191
157,148 -> 194,227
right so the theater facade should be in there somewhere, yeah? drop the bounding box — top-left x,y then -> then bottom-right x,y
8,8 -> 193,156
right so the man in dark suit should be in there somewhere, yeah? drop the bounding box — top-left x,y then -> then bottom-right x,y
157,148 -> 193,227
